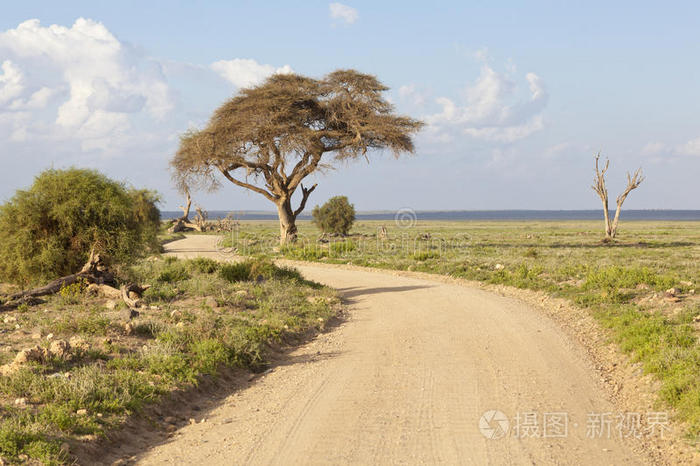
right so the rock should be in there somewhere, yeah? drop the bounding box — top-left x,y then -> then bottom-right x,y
14,397 -> 27,406
690,289 -> 696,295
76,409 -> 87,416
189,418 -> 196,425
665,287 -> 679,296
222,418 -> 233,424
164,416 -> 176,424
3,315 -> 16,324
69,336 -> 90,352
120,308 -> 140,321
170,310 -> 182,319
46,333 -> 54,341
494,263 -> 504,270
124,322 -> 134,335
105,300 -> 118,310
0,364 -> 17,376
205,297 -> 219,308
48,340 -> 71,360
680,280 -> 693,287
14,345 -> 44,364
31,331 -> 42,340
149,305 -> 159,310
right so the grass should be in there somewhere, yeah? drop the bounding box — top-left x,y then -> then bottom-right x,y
222,219 -> 700,441
0,256 -> 339,464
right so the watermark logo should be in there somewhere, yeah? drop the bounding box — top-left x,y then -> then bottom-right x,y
479,410 -> 510,440
479,410 -> 669,440
394,207 -> 417,229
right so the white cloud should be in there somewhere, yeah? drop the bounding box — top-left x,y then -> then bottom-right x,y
210,58 -> 293,89
0,18 -> 174,152
398,84 -> 426,106
0,60 -> 24,105
329,3 -> 359,25
425,63 -> 548,143
642,138 -> 700,158
678,137 -> 700,157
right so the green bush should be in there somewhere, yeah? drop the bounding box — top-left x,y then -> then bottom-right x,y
0,168 -> 161,286
186,257 -> 220,274
219,258 -> 303,283
312,196 -> 355,235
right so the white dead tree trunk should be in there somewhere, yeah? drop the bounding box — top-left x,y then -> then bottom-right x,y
591,152 -> 644,240
169,186 -> 205,233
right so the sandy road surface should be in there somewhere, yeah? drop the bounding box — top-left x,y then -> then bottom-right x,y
137,235 -> 649,465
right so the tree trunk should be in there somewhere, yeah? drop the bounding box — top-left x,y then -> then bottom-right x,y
277,199 -> 298,244
603,206 -> 613,239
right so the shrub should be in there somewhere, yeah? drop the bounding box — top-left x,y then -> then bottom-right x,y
0,168 -> 161,286
219,258 -> 303,283
186,257 -> 220,274
312,196 -> 355,235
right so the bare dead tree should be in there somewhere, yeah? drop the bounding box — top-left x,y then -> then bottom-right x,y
592,152 -> 645,240
179,186 -> 192,221
171,70 -> 423,244
193,205 -> 208,231
168,184 -> 206,233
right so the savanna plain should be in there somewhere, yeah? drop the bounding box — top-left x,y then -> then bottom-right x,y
0,218 -> 699,464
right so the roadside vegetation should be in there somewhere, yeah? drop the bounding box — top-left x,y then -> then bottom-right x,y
223,219 -> 700,441
312,196 -> 356,236
0,255 -> 338,464
0,168 -> 161,287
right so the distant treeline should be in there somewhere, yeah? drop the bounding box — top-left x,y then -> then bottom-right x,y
160,210 -> 700,221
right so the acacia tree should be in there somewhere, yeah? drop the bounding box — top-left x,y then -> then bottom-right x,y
592,152 -> 645,240
171,70 -> 423,243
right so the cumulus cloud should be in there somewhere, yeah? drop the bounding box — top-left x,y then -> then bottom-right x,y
329,3 -> 359,25
425,63 -> 548,143
0,18 -> 173,152
210,59 -> 293,89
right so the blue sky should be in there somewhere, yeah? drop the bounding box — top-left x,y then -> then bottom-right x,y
1,1 -> 699,211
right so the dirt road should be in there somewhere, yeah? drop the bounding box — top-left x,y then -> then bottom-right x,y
138,235 -> 649,465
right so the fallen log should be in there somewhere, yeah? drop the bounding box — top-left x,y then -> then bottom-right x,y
168,218 -> 203,233
0,251 -> 148,311
120,283 -> 150,308
5,251 -> 112,303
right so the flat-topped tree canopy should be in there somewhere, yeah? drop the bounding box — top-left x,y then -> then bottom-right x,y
172,69 -> 423,243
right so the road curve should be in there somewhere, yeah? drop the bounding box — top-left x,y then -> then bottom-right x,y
138,235 -> 648,465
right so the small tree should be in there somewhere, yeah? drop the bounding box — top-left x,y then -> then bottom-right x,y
0,168 -> 160,286
592,152 -> 644,240
171,69 -> 423,244
312,196 -> 356,235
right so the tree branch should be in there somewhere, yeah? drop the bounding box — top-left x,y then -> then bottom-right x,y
218,167 -> 278,202
293,183 -> 317,217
